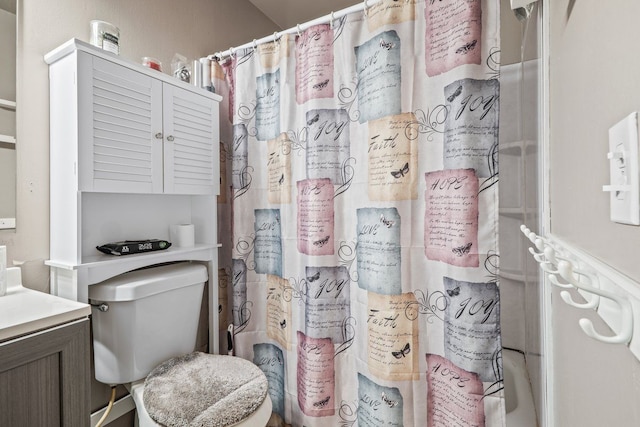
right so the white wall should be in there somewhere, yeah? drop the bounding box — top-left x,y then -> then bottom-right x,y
0,0 -> 278,292
549,0 -> 640,425
550,0 -> 640,282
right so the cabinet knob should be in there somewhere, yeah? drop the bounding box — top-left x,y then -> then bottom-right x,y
155,132 -> 163,139
167,135 -> 175,142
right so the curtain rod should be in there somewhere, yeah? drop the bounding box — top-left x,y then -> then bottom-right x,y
209,0 -> 384,61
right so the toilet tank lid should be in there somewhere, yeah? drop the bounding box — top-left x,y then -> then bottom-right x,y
88,263 -> 208,302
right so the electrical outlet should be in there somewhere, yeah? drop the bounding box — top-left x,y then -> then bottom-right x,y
603,112 -> 640,225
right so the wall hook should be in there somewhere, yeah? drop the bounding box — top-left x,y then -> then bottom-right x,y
521,225 -> 544,256
521,225 -> 556,255
521,225 -> 573,284
528,246 -> 546,263
520,224 -> 536,243
560,289 -> 600,310
543,245 -> 561,264
522,226 -> 564,276
520,224 -> 537,240
558,263 -> 600,310
541,245 -> 574,289
533,237 -> 547,254
547,272 -> 575,289
558,261 -> 633,344
540,246 -> 574,288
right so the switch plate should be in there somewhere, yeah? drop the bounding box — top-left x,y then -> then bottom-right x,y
605,112 -> 640,225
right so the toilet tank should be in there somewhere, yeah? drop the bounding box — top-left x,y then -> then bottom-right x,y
89,263 -> 208,384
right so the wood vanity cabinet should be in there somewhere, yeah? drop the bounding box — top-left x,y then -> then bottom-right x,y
0,319 -> 91,427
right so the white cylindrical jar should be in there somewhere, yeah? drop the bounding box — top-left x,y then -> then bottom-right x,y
90,20 -> 120,55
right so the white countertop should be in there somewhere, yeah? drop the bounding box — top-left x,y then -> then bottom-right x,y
0,267 -> 91,342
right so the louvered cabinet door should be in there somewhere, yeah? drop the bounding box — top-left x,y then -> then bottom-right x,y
162,84 -> 218,194
80,54 -> 164,193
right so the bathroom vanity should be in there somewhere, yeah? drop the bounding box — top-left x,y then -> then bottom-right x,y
0,267 -> 91,426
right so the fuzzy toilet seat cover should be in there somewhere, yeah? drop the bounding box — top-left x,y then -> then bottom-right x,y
143,352 -> 269,427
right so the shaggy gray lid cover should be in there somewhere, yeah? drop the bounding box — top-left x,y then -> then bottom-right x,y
143,352 -> 268,427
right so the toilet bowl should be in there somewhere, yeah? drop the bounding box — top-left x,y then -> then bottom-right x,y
89,263 -> 271,427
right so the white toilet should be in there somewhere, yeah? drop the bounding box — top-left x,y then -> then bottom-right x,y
89,263 -> 272,427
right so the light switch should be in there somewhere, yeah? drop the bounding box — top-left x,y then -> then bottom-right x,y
603,112 -> 640,225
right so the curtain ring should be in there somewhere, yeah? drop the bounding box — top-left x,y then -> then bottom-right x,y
252,39 -> 257,51
296,24 -> 302,37
229,47 -> 235,57
363,0 -> 369,16
273,32 -> 279,43
330,11 -> 335,28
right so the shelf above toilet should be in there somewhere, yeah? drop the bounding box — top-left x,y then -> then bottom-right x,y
46,244 -> 218,302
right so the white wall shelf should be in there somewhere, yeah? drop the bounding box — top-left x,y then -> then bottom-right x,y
0,134 -> 16,144
46,244 -> 217,300
0,98 -> 16,110
499,268 -> 527,282
0,218 -> 16,229
499,207 -> 538,216
0,97 -> 16,145
499,139 -> 537,154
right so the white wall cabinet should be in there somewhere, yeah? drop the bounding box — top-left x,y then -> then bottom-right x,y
44,39 -> 221,353
50,43 -> 218,195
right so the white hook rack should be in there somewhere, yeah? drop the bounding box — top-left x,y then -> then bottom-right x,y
520,224 -> 640,357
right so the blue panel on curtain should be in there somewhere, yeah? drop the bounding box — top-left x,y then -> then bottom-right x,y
214,0 -> 504,425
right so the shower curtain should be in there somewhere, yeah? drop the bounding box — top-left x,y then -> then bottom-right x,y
214,0 -> 503,425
